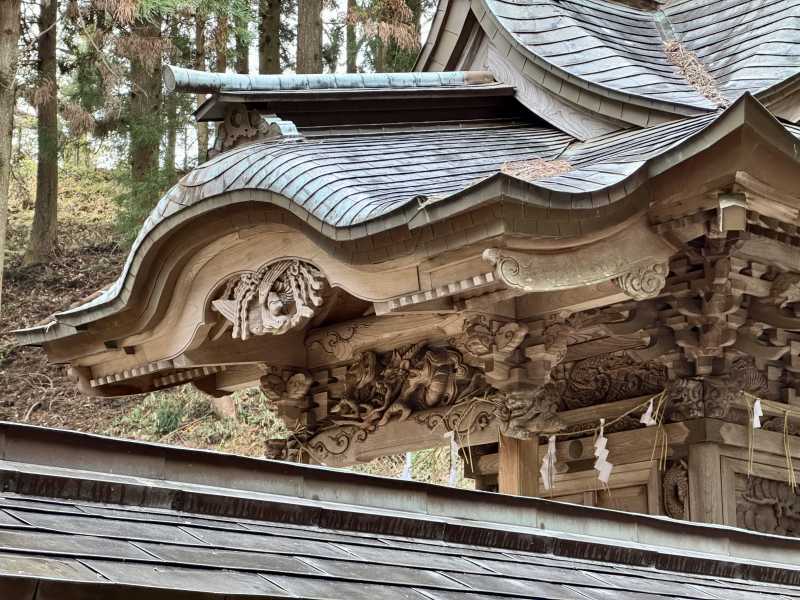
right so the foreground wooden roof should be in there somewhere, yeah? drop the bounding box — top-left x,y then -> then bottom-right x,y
1,421 -> 800,599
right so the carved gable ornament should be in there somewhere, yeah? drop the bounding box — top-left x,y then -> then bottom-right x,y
212,259 -> 326,340
210,105 -> 300,157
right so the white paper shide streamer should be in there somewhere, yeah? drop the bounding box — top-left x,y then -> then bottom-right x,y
640,398 -> 657,427
752,398 -> 763,429
594,418 -> 613,484
540,435 -> 557,491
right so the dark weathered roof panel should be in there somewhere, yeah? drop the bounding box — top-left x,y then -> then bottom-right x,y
1,420 -> 800,598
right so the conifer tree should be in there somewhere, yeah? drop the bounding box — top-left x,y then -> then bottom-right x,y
0,0 -> 22,310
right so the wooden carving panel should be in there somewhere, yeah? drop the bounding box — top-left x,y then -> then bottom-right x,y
736,474 -> 800,537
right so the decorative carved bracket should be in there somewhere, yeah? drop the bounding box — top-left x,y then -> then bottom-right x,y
260,367 -> 313,430
664,357 -> 767,421
614,261 -> 669,300
210,106 -> 299,157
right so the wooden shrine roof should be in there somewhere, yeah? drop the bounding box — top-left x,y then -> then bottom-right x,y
14,93 -> 800,345
1,421 -> 800,599
163,67 -> 521,124
484,0 -> 800,111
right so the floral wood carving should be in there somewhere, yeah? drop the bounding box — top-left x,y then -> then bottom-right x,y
462,316 -> 528,358
737,475 -> 800,536
260,368 -> 313,430
212,259 -> 326,340
663,460 -> 689,520
615,261 -> 669,301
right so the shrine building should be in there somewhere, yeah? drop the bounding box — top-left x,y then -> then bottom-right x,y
9,0 -> 800,594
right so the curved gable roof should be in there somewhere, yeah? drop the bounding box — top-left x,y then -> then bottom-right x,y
15,95 -> 800,343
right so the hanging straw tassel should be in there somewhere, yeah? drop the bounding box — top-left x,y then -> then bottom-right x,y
540,435 -> 557,491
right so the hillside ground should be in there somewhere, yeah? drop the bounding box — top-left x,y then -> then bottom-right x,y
0,158 -> 469,485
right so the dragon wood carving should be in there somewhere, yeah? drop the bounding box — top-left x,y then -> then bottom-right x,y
212,259 -> 326,340
330,344 -> 487,432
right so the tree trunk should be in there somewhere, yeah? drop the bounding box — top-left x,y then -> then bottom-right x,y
194,15 -> 208,164
346,0 -> 357,73
258,0 -> 281,74
25,0 -> 59,265
129,17 -> 162,184
375,39 -> 386,73
215,13 -> 228,72
296,0 -> 322,74
213,13 -> 229,151
0,0 -> 21,310
234,14 -> 249,74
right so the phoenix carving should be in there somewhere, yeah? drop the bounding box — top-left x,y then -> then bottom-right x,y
212,259 -> 326,340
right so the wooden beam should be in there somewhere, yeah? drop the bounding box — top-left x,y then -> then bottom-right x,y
474,421 -> 694,477
688,442 -> 724,525
308,395 -> 664,468
498,434 -> 539,497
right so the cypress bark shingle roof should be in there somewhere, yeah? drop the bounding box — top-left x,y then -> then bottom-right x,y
484,0 -> 800,111
14,93 -> 800,341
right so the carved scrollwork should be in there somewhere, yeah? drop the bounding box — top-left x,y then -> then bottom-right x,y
664,378 -> 704,421
212,259 -> 326,340
663,460 -> 689,520
614,261 -> 669,301
307,323 -> 370,361
556,353 -> 666,410
482,248 -> 537,291
664,357 -> 767,421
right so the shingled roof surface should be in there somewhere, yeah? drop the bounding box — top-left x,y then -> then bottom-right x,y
485,0 -> 800,110
1,422 -> 800,599
178,122 -> 572,227
15,93 -> 800,335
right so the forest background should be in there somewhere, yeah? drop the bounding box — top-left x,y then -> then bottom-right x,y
0,0 -> 469,485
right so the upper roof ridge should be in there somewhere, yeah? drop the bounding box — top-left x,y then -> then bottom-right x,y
163,65 -> 497,95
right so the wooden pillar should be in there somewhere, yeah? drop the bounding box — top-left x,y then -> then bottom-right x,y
688,442 -> 724,524
498,434 -> 539,496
